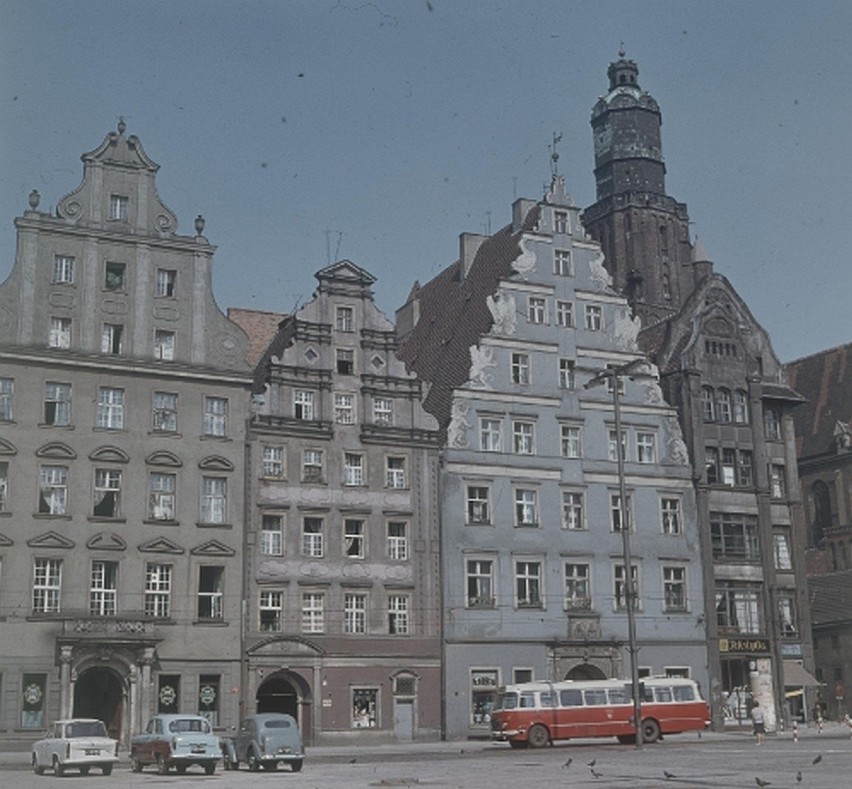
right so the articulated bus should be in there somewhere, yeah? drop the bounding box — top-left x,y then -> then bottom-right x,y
490,677 -> 710,747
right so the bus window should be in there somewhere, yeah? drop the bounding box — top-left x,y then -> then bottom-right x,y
497,693 -> 518,710
540,691 -> 558,708
519,692 -> 536,708
583,689 -> 608,706
560,688 -> 583,707
608,688 -> 627,704
673,685 -> 695,702
626,683 -> 654,703
654,687 -> 673,703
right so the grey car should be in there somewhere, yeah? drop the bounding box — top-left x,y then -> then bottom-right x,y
222,713 -> 304,772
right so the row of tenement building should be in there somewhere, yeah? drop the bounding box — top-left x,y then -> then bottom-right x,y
0,53 -> 849,746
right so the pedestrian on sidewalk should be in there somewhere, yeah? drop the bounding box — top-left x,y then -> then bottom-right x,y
750,703 -> 766,745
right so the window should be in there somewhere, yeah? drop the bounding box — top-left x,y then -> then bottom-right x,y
528,296 -> 546,324
710,513 -> 760,561
561,424 -> 581,458
144,563 -> 171,618
203,396 -> 227,437
511,353 -> 530,384
259,590 -> 283,632
770,464 -> 786,498
466,559 -> 495,607
109,194 -> 128,220
388,595 -> 410,635
49,317 -> 71,348
636,432 -> 656,463
89,561 -> 117,616
148,472 -> 176,520
334,393 -> 355,424
105,261 -> 126,290
764,407 -> 782,440
661,497 -> 682,535
663,567 -> 687,612
778,595 -> 798,636
336,348 -> 354,374
701,387 -> 715,421
294,390 -> 315,420
554,211 -> 569,235
387,521 -> 408,560
200,476 -> 227,524
556,300 -> 574,327
344,593 -> 367,634
385,456 -> 406,489
480,417 -> 502,452
373,397 -> 393,425
39,465 -> 68,514
101,323 -> 124,355
198,674 -> 220,726
157,675 -> 180,714
608,429 -> 628,462
155,268 -> 176,298
470,670 -> 499,726
93,468 -> 122,518
721,448 -> 737,486
344,519 -> 366,558
734,390 -> 749,424
564,562 -> 591,609
197,566 -> 224,620
301,592 -> 324,633
154,330 -> 175,360
605,364 -> 626,395
562,491 -> 584,530
610,493 -> 633,532
302,517 -> 324,557
515,488 -> 538,527
96,387 -> 124,429
614,564 -> 639,611
467,485 -> 491,524
774,531 -> 792,570
302,449 -> 323,482
261,513 -> 284,556
336,306 -> 354,332
738,450 -> 753,486
261,445 -> 285,478
0,377 -> 12,421
716,389 -> 732,422
53,255 -> 74,284
44,382 -> 71,426
554,248 -> 572,274
0,461 -> 8,511
512,420 -> 535,454
558,358 -> 575,389
352,688 -> 377,728
344,453 -> 364,486
715,582 -> 761,634
33,558 -> 62,613
515,561 -> 542,608
152,391 -> 177,432
705,447 -> 719,484
585,304 -> 602,331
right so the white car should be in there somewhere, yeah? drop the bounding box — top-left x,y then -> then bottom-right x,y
32,718 -> 119,776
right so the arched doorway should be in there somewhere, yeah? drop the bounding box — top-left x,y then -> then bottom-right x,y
256,675 -> 299,719
74,667 -> 124,740
565,664 -> 607,681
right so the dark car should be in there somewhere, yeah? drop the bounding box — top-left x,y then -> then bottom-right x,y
221,713 -> 304,772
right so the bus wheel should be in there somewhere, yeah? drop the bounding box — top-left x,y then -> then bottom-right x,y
641,718 -> 661,744
527,724 -> 550,748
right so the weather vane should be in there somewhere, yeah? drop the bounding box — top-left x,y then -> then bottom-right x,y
549,132 -> 563,176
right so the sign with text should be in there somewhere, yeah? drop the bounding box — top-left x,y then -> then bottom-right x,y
718,637 -> 770,654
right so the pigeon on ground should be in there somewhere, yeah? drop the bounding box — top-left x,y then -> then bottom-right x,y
796,771 -> 802,783
664,770 -> 676,780
590,767 -> 602,779
588,758 -> 596,767
562,758 -> 572,769
755,778 -> 771,788
813,753 -> 823,765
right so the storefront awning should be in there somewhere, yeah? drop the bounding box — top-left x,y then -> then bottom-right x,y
783,660 -> 820,687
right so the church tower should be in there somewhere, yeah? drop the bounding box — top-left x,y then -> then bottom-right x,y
582,49 -> 693,326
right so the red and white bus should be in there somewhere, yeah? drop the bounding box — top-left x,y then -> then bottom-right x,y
490,677 -> 710,747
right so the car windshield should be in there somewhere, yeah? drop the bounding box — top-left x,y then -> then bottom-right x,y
264,719 -> 292,729
168,718 -> 211,734
67,721 -> 107,738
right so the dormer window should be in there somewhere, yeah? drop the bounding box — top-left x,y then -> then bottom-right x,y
554,211 -> 569,235
336,306 -> 354,333
109,195 -> 128,221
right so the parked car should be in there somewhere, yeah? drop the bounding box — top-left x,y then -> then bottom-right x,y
31,718 -> 119,776
130,714 -> 220,775
221,713 -> 304,772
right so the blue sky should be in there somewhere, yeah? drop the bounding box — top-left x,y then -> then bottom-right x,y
1,0 -> 849,362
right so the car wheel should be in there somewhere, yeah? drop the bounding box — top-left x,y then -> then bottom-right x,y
80,766 -> 90,776
204,762 -> 216,775
641,717 -> 661,744
32,755 -> 45,775
156,754 -> 169,775
527,723 -> 550,749
131,754 -> 143,773
176,764 -> 188,774
52,755 -> 65,776
102,763 -> 113,776
291,759 -> 303,773
247,748 -> 260,772
262,760 -> 277,770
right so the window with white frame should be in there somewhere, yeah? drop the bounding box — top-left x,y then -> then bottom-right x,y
203,396 -> 227,437
344,519 -> 366,558
93,468 -> 122,518
511,353 -> 530,384
527,296 -> 546,324
701,386 -> 715,421
0,377 -> 12,421
49,317 -> 71,348
564,562 -> 591,609
479,417 -> 502,452
387,521 -> 408,560
53,255 -> 75,283
154,329 -> 176,360
559,358 -> 575,389
661,497 -> 682,535
720,448 -> 737,486
261,445 -> 285,478
144,563 -> 172,618
636,431 -> 657,463
101,323 -> 124,355
562,490 -> 584,530
259,590 -> 283,632
554,248 -> 572,274
610,493 -> 633,532
385,456 -> 406,489
373,397 -> 393,425
770,464 -> 786,498
155,268 -> 176,298
261,513 -> 284,556
515,488 -> 538,527
302,449 -> 323,482
104,261 -> 126,291
197,566 -> 224,620
466,558 -> 495,607
764,407 -> 782,440
109,194 -> 128,220
344,453 -> 364,486
711,513 -> 760,561
201,476 -> 227,524
561,424 -> 581,458
344,592 -> 368,633
715,582 -> 761,634
608,429 -> 628,462
773,530 -> 792,570
90,560 -> 117,616
336,348 -> 354,374
512,420 -> 535,454
96,387 -> 124,429
733,390 -> 749,424
336,305 -> 354,332
716,388 -> 732,422
613,563 -> 640,611
778,594 -> 798,636
738,450 -> 753,486
555,300 -> 574,327
39,465 -> 68,514
148,472 -> 176,520
388,595 -> 410,634
294,390 -> 315,420
334,393 -> 355,424
301,591 -> 324,633
663,566 -> 687,612
554,211 -> 569,235
152,391 -> 178,432
584,304 -> 602,331
302,517 -> 324,557
44,382 -> 71,426
33,558 -> 62,613
515,561 -> 542,608
467,485 -> 491,524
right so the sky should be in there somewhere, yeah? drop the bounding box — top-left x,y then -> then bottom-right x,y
1,0 -> 849,363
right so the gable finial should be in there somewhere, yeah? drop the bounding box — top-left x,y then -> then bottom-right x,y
117,116 -> 126,135
549,132 -> 563,176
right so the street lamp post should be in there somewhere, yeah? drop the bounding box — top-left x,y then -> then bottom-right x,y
585,358 -> 649,748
